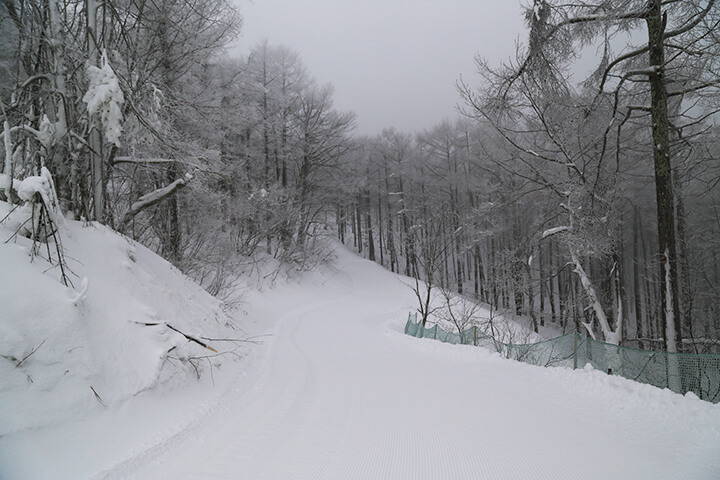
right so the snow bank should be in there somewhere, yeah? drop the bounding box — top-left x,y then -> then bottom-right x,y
0,205 -> 238,436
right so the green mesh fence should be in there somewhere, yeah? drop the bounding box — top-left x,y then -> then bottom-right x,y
404,315 -> 720,403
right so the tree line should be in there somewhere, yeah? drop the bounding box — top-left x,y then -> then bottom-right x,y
0,1 -> 355,295
2,0 -> 719,355
337,0 -> 720,354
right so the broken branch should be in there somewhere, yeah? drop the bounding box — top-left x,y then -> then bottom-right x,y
121,179 -> 186,227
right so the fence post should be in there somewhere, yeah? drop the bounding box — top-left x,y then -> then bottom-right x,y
573,332 -> 578,370
433,325 -> 438,339
473,326 -> 478,346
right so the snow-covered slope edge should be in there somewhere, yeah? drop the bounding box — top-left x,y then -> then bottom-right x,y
0,208 -> 238,437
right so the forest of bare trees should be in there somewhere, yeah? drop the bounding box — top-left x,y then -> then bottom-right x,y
0,1 -> 355,294
339,1 -> 720,354
2,0 -> 719,354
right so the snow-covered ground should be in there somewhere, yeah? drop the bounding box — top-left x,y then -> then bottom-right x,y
0,210 -> 241,479
2,231 -> 720,479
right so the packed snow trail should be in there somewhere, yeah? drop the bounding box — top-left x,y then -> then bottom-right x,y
92,244 -> 720,480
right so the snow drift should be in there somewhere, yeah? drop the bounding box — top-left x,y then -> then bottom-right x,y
0,199 -> 238,436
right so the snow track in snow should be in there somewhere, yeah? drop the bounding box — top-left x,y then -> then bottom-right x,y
97,246 -> 720,479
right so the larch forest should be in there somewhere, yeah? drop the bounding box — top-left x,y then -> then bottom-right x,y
4,0 -> 717,352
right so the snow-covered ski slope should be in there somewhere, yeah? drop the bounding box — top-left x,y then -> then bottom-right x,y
4,240 -> 720,479
96,241 -> 720,480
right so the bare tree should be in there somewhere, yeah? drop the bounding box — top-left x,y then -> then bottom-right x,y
461,0 -> 720,352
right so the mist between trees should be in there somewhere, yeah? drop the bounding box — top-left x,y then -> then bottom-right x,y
1,0 -> 719,355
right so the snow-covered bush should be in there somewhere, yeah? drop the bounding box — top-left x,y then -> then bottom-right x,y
17,167 -> 64,226
0,167 -> 65,241
1,167 -> 70,285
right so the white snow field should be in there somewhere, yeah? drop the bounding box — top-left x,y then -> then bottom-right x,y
2,235 -> 720,479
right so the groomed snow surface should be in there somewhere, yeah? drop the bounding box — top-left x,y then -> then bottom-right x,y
2,227 -> 720,479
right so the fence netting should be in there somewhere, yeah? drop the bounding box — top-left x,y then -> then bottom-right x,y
404,316 -> 720,403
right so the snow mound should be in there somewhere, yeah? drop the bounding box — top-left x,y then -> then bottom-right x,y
0,206 -> 237,436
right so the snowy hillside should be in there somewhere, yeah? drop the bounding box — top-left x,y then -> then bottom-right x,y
3,236 -> 719,479
3,0 -> 720,477
0,202 -> 238,437
99,242 -> 720,480
1,225 -> 720,479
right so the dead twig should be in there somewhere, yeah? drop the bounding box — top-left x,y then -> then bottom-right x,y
90,386 -> 105,407
205,357 -> 215,385
4,215 -> 33,243
15,340 -> 46,368
187,357 -> 201,379
0,203 -> 21,224
135,321 -> 217,352
199,334 -> 270,345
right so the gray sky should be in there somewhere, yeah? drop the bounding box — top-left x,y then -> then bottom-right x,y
233,1 -> 527,136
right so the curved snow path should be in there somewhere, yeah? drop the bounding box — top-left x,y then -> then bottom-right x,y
102,246 -> 720,480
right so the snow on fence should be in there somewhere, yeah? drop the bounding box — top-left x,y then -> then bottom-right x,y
404,315 -> 720,403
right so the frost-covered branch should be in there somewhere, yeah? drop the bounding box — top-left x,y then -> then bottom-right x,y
542,226 -> 570,239
570,251 -> 621,345
121,179 -> 186,226
113,156 -> 177,165
83,51 -> 124,147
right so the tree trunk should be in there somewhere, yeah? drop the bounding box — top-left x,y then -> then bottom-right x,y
351,207 -> 357,248
163,163 -> 182,262
527,248 -> 538,333
539,241 -> 546,326
87,0 -> 103,222
384,166 -> 397,273
356,198 -> 363,254
571,250 -> 621,345
514,260 -> 523,316
674,170 -> 693,342
490,237 -> 498,306
337,205 -> 345,244
549,239 -> 558,324
377,186 -> 384,267
633,206 -> 645,349
614,220 -> 628,343
387,206 -> 396,273
646,0 -> 682,353
643,231 -> 657,344
365,186 -> 375,261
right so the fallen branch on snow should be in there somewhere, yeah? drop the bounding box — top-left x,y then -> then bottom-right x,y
15,340 -> 46,368
90,386 -> 106,407
134,321 -> 217,352
199,333 -> 270,345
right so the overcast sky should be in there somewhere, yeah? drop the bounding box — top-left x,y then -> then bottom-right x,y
232,0 -> 527,136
